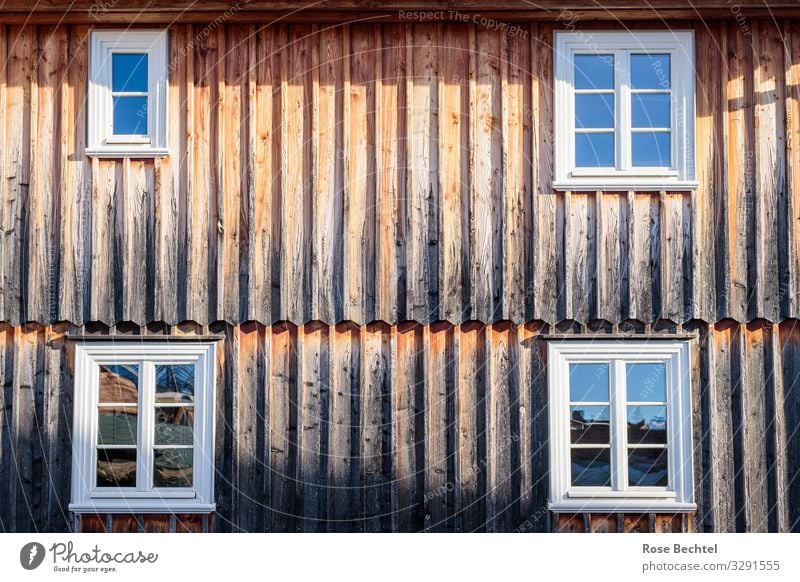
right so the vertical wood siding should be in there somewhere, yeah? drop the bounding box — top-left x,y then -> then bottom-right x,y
0,21 -> 799,326
0,320 -> 798,532
1,20 -> 800,532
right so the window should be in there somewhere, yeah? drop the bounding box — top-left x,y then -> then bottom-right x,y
88,30 -> 168,157
553,31 -> 696,191
70,342 -> 216,513
547,340 -> 694,512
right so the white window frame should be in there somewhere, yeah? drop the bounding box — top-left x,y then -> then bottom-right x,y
87,30 -> 169,158
553,31 -> 697,191
69,342 -> 216,514
548,339 -> 695,512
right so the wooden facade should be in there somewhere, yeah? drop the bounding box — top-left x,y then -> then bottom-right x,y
1,12 -> 799,532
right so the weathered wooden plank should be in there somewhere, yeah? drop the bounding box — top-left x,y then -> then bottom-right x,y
0,28 -> 6,324
361,322 -> 391,531
708,322 -> 739,532
90,160 -> 119,323
280,25 -> 312,323
2,27 -> 34,325
121,160 -> 152,325
187,23 -> 218,324
692,23 -> 720,323
42,325 -> 74,530
723,23 -> 751,322
565,193 -> 597,323
486,323 -> 520,531
313,26 -> 344,324
438,24 -> 469,323
531,23 -> 558,324
234,323 -> 267,533
154,25 -> 187,325
628,193 -> 660,322
741,322 -> 772,532
394,322 -> 424,531
252,24 -> 282,324
297,322 -> 329,532
12,325 -> 44,532
327,322 -> 360,532
406,24 -> 439,323
597,193 -> 628,323
214,323 -> 237,532
221,25 -> 247,323
268,322 -> 298,532
0,325 -> 13,531
375,25 -> 403,324
29,27 -> 63,323
786,21 -> 800,319
345,25 -> 377,324
778,320 -> 800,532
422,322 -> 453,531
470,28 -> 502,324
502,31 -> 528,323
661,193 -> 687,322
457,322 -> 486,532
59,26 -> 90,325
753,20 -> 786,321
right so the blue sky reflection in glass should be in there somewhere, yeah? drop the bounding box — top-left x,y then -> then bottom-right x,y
631,54 -> 671,167
574,54 -> 615,167
112,53 -> 148,135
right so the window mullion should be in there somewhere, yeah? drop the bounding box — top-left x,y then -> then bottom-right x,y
612,359 -> 628,491
140,360 -> 155,492
617,50 -> 631,172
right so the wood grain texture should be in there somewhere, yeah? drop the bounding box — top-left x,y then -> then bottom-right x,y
0,22 -> 797,326
1,319 -> 796,533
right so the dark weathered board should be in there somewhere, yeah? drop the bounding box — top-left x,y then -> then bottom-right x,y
0,320 -> 798,533
0,21 -> 799,327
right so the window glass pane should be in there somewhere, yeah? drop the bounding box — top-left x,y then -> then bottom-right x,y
96,448 -> 137,487
154,449 -> 193,488
574,54 -> 614,90
628,448 -> 668,486
632,93 -> 670,128
570,405 -> 610,444
575,132 -> 615,167
571,448 -> 611,486
155,407 -> 194,446
156,364 -> 195,403
569,363 -> 609,402
112,53 -> 148,92
631,54 -> 670,89
626,363 -> 667,401
99,364 -> 139,403
575,93 -> 614,129
627,405 -> 667,444
98,407 -> 138,445
113,96 -> 148,135
631,132 -> 670,167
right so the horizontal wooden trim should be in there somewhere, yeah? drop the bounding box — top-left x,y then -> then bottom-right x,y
542,333 -> 699,340
4,2 -> 800,23
67,334 -> 225,342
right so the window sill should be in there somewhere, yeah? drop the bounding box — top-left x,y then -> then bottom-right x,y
549,500 -> 696,513
552,178 -> 698,192
69,500 -> 215,514
86,147 -> 170,159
